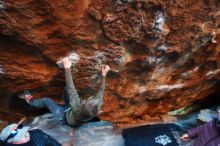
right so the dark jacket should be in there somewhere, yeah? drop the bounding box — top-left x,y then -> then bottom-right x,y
187,118 -> 220,146
0,129 -> 61,146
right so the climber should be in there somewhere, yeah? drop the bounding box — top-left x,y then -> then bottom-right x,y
0,123 -> 61,146
180,107 -> 220,146
18,56 -> 110,127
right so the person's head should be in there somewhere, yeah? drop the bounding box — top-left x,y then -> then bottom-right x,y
215,107 -> 220,128
0,124 -> 30,144
81,100 -> 99,119
216,107 -> 220,118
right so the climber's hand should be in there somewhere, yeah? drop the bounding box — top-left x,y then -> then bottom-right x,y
63,57 -> 72,69
180,134 -> 190,141
101,65 -> 110,76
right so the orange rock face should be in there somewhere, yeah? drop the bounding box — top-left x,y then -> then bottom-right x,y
0,0 -> 220,127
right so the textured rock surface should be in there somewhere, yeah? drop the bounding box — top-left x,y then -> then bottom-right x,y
0,0 -> 220,127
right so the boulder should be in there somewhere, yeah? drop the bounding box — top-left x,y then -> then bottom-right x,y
27,113 -> 124,146
0,0 -> 220,127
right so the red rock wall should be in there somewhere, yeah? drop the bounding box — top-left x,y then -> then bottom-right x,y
0,0 -> 220,127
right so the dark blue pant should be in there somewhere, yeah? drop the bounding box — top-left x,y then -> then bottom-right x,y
29,88 -> 70,121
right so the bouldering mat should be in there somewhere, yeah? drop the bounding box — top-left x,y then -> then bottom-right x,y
123,124 -> 180,146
